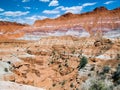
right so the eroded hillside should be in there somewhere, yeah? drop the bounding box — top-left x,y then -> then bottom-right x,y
0,36 -> 119,90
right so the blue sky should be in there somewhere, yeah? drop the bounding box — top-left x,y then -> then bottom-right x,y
0,0 -> 119,24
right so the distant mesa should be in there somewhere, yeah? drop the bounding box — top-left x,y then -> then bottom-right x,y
0,21 -> 28,39
33,6 -> 120,31
93,6 -> 108,12
0,6 -> 120,39
59,12 -> 75,18
0,21 -> 27,26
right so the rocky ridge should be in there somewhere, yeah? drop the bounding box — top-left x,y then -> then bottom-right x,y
34,7 -> 120,32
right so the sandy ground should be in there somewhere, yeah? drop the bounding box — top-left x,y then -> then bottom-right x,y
0,81 -> 45,90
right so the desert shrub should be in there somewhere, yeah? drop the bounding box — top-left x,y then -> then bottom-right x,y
112,64 -> 120,85
81,78 -> 113,90
103,66 -> 110,73
4,68 -> 8,72
27,50 -> 32,54
76,88 -> 79,90
72,49 -> 75,54
61,80 -> 66,86
64,63 -> 68,67
0,58 -> 2,60
70,83 -> 74,88
50,61 -> 54,64
58,64 -> 62,68
116,54 -> 120,60
89,80 -> 112,90
98,66 -> 110,80
78,56 -> 88,70
52,83 -> 56,87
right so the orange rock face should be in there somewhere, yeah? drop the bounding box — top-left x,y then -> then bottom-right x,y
0,21 -> 28,39
0,35 -> 119,90
33,7 -> 120,33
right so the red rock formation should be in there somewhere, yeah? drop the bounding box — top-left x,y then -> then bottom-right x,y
0,21 -> 27,32
34,6 -> 120,32
0,21 -> 28,39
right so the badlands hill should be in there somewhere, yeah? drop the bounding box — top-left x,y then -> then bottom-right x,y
0,21 -> 28,39
34,6 -> 120,32
0,35 -> 120,90
20,6 -> 120,40
0,21 -> 27,32
0,6 -> 120,39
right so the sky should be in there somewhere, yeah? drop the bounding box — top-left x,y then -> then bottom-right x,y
0,0 -> 119,25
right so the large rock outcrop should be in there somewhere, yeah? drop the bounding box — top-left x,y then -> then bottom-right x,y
34,7 -> 120,32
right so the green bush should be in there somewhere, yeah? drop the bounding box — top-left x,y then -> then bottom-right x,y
61,80 -> 66,86
116,54 -> 120,60
52,83 -> 56,87
27,50 -> 32,54
112,64 -> 120,85
76,88 -> 79,90
78,56 -> 88,70
103,66 -> 110,73
70,83 -> 74,88
89,80 -> 111,90
4,68 -> 8,72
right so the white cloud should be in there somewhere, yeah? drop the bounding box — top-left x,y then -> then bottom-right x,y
82,2 -> 97,7
55,6 -> 64,10
23,15 -> 47,24
104,1 -> 114,4
0,11 -> 29,17
0,17 -> 11,21
61,6 -> 83,14
0,8 -> 4,12
25,15 -> 47,20
43,10 -> 60,14
55,2 -> 97,14
24,7 -> 31,10
39,0 -> 49,2
49,0 -> 59,6
22,0 -> 30,2
42,2 -> 96,15
51,14 -> 60,19
0,14 -> 47,25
